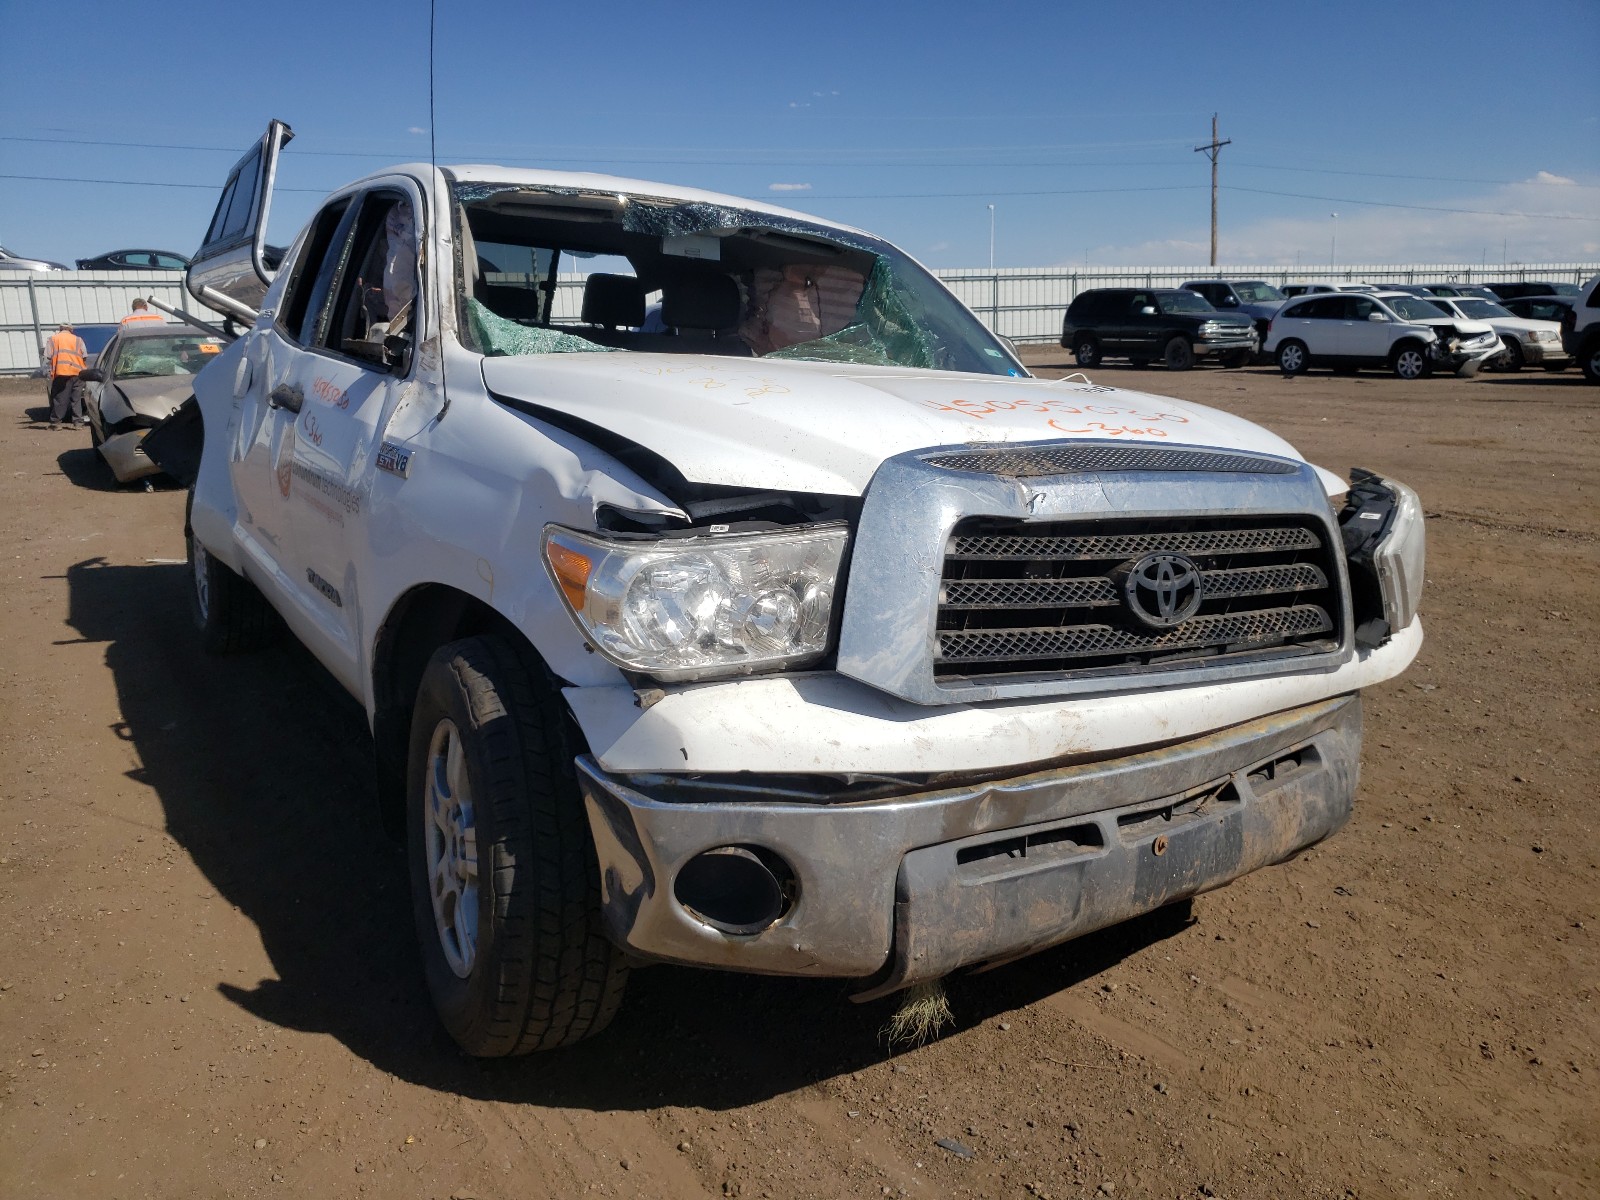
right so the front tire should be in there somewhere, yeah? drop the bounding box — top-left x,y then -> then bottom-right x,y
1497,339 -> 1525,372
186,493 -> 280,654
1277,340 -> 1308,375
407,636 -> 629,1056
1163,336 -> 1195,371
1072,336 -> 1101,368
1392,343 -> 1432,380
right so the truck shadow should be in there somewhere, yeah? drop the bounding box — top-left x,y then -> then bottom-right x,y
66,555 -> 1193,1112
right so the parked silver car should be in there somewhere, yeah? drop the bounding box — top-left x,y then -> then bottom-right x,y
81,324 -> 224,484
0,244 -> 66,272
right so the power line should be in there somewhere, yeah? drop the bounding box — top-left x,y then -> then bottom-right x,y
1222,185 -> 1600,221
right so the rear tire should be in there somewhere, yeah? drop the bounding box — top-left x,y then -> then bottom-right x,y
186,492 -> 280,654
1277,340 -> 1308,375
407,635 -> 629,1056
1163,336 -> 1195,371
1073,336 -> 1101,368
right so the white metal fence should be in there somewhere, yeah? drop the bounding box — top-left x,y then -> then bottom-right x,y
1,271 -> 230,374
6,261 -> 1594,372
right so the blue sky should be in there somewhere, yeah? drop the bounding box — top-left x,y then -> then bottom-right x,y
3,0 -> 1597,269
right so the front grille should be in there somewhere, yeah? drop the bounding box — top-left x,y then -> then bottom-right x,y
922,444 -> 1296,477
935,515 -> 1343,683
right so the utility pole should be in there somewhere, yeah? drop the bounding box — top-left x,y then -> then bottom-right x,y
1194,114 -> 1231,267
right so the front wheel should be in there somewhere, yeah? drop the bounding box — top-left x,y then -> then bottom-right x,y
407,635 -> 629,1056
1497,339 -> 1525,372
1073,336 -> 1101,368
1277,340 -> 1308,375
1392,343 -> 1432,380
1582,341 -> 1600,384
1163,336 -> 1194,371
186,493 -> 280,654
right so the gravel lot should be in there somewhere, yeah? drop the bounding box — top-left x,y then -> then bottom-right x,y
0,356 -> 1594,1200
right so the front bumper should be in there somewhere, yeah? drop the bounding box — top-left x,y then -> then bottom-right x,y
1193,333 -> 1258,357
99,429 -> 161,483
1433,336 -> 1502,376
1518,340 -> 1567,366
579,693 -> 1362,988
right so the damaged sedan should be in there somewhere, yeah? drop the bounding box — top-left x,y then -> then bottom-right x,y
148,120 -> 1425,1055
82,324 -> 224,485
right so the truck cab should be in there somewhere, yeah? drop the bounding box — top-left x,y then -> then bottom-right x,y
167,122 -> 1425,1056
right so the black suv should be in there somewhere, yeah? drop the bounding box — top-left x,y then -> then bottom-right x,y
1060,288 -> 1257,370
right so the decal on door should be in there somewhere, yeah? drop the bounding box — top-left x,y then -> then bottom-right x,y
273,421 -> 296,498
305,568 -> 343,607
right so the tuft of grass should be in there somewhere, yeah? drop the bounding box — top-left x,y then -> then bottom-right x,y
881,979 -> 953,1048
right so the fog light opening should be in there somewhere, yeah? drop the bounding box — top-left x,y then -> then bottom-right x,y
674,845 -> 796,935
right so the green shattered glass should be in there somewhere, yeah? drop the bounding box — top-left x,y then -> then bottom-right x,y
466,298 -> 616,357
765,259 -> 938,369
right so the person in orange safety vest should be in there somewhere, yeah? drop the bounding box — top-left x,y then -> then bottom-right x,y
45,323 -> 89,430
120,298 -> 164,326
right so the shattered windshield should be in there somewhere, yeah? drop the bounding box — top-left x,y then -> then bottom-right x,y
110,334 -> 224,378
449,183 -> 1025,377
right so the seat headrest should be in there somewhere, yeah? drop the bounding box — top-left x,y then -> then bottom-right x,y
581,274 -> 646,328
662,274 -> 740,331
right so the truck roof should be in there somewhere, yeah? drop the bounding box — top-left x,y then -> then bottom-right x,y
337,161 -> 864,235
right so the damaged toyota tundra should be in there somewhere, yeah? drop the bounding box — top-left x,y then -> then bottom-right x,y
152,122 -> 1424,1056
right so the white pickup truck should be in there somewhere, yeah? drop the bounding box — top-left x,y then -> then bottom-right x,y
154,121 -> 1424,1056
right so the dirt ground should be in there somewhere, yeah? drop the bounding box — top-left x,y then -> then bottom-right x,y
0,355 -> 1595,1200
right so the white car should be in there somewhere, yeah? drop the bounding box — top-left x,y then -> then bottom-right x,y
1424,295 -> 1568,372
1265,290 -> 1500,379
1280,283 -> 1380,298
151,122 -> 1425,1055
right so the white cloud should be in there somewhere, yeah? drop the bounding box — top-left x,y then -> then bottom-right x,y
927,241 -> 951,253
407,126 -> 427,135
768,182 -> 812,192
1076,175 -> 1600,266
787,101 -> 810,109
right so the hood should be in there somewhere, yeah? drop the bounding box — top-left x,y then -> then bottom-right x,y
1412,318 -> 1495,336
482,353 -> 1306,497
107,375 -> 196,422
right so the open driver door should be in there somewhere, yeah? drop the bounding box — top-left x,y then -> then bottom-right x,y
185,119 -> 295,323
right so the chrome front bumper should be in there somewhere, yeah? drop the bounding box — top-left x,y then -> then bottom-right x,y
578,693 -> 1362,990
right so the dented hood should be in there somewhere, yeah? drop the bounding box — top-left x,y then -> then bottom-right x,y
481,353 -> 1305,497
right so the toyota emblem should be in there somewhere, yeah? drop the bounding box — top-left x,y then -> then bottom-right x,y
1120,552 -> 1203,628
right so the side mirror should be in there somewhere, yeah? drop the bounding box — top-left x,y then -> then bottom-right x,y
1139,306 -> 1157,316
1220,295 -> 1239,306
79,368 -> 104,383
1367,313 -> 1388,322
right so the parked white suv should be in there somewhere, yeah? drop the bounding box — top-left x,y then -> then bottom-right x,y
148,122 -> 1426,1055
1265,290 -> 1500,379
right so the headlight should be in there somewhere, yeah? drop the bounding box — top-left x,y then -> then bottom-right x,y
1372,478 -> 1424,633
543,524 -> 848,680
1530,329 -> 1557,343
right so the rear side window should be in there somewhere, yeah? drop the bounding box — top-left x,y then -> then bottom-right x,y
1587,282 -> 1600,309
